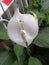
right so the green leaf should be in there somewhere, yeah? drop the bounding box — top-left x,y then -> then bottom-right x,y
0,23 -> 9,40
41,0 -> 49,12
45,13 -> 49,26
14,44 -> 26,65
14,44 -> 25,58
0,50 -> 15,65
33,27 -> 49,48
12,61 -> 19,65
28,56 -> 42,65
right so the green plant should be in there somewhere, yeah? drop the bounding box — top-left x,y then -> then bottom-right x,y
0,0 -> 49,65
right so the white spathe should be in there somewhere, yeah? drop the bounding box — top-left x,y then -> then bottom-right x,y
7,8 -> 39,47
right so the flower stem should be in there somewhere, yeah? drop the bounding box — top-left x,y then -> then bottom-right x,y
0,2 -> 7,17
0,2 -> 4,12
25,41 -> 31,56
1,41 -> 11,51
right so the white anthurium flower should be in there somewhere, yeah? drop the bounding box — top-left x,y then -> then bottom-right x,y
7,7 -> 39,47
